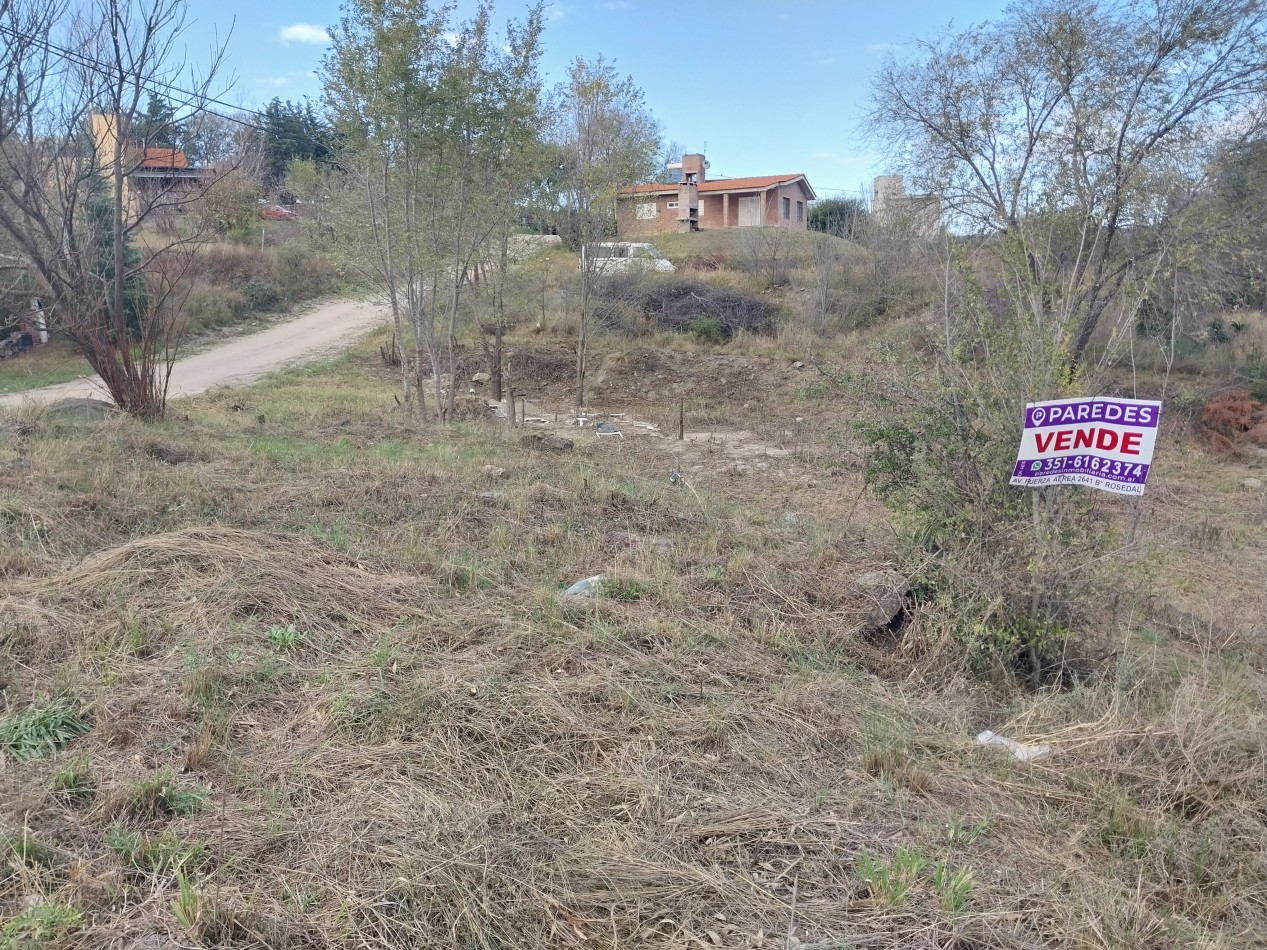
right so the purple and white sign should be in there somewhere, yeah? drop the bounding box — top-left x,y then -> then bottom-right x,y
1011,397 -> 1162,496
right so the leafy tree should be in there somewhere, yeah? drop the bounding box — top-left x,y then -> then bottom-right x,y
133,93 -> 178,149
180,111 -> 248,166
809,196 -> 869,241
553,56 -> 660,408
85,179 -> 146,338
869,0 -> 1267,365
1203,138 -> 1267,310
323,0 -> 546,420
262,98 -> 332,186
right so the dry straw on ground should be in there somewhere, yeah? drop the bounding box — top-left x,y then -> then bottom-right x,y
2,340 -> 1266,948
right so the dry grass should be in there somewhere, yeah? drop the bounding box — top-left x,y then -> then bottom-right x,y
1,335 -> 1266,948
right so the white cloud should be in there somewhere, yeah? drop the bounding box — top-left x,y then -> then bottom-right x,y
547,4 -> 565,21
866,42 -> 896,53
279,23 -> 330,45
817,55 -> 837,65
811,152 -> 840,160
444,31 -> 460,47
599,1 -> 628,8
256,75 -> 291,87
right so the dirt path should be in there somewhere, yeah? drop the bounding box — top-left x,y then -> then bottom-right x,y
0,298 -> 388,409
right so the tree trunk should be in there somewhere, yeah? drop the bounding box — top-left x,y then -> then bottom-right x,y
491,322 -> 503,403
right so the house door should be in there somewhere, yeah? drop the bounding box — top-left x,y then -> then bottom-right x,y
738,196 -> 760,227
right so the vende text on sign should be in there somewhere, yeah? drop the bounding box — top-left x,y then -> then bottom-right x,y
1011,397 -> 1162,496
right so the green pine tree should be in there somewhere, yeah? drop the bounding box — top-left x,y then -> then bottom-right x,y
85,180 -> 147,339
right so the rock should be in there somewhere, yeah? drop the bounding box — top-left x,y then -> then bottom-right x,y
855,570 -> 910,631
791,361 -> 805,369
523,433 -> 574,452
477,491 -> 505,501
1243,477 -> 1263,489
46,397 -> 117,421
651,537 -> 676,555
482,465 -> 505,479
471,372 -> 491,384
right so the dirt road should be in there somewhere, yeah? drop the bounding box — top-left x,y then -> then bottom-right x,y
0,298 -> 388,409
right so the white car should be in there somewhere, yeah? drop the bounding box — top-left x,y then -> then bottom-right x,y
581,242 -> 675,275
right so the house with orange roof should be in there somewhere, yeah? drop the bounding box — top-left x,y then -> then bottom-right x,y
89,114 -> 211,221
617,154 -> 816,237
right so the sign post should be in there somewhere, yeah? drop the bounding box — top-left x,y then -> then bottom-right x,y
1011,397 -> 1162,496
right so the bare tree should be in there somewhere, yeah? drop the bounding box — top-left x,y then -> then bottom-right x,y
0,0 -> 231,417
869,0 -> 1267,365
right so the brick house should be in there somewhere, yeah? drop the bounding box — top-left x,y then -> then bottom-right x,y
617,154 -> 816,237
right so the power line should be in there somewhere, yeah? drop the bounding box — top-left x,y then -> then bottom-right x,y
0,20 -> 274,135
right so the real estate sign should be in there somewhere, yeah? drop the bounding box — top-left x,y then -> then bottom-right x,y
1011,397 -> 1162,496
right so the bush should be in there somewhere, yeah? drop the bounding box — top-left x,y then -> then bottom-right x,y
183,284 -> 250,335
241,279 -> 282,311
273,244 -> 333,301
843,252 -> 1123,683
593,275 -> 776,339
688,316 -> 727,343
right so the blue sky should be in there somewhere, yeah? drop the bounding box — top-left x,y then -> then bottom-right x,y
181,0 -> 1008,199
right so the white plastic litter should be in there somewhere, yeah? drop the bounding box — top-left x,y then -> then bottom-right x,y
975,730 -> 1052,762
562,575 -> 605,598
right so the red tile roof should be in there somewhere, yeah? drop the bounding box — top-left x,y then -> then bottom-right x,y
622,174 -> 811,196
140,148 -> 189,169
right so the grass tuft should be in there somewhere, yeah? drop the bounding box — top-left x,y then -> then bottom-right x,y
0,698 -> 91,761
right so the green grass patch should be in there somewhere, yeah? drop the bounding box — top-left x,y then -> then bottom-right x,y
1,902 -> 84,945
105,825 -> 207,875
0,698 -> 91,761
122,772 -> 211,820
0,340 -> 91,394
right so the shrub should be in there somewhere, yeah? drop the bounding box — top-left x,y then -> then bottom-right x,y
184,283 -> 250,335
1201,388 -> 1266,450
844,249 -> 1122,682
687,316 -> 727,343
1206,318 -> 1232,344
272,244 -> 332,301
241,279 -> 282,312
593,275 -> 776,339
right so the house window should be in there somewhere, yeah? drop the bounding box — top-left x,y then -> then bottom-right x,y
782,197 -> 790,219
635,202 -> 657,220
666,201 -> 678,209
796,201 -> 804,222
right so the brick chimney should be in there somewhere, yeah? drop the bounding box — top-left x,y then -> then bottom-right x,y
678,153 -> 705,231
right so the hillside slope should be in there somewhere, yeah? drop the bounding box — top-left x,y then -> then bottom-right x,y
2,333 -> 1265,948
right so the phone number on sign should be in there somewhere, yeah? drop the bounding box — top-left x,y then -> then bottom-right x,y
1023,456 -> 1146,479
